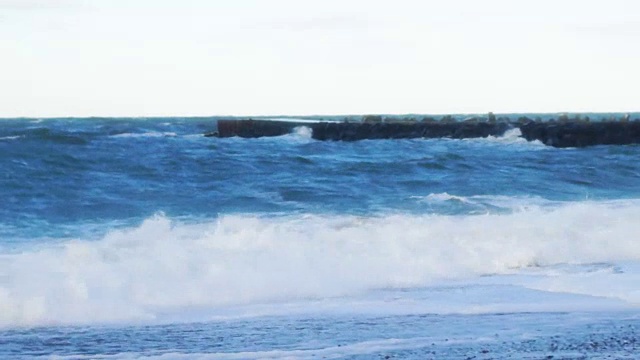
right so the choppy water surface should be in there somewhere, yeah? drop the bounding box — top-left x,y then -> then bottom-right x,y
1,117 -> 639,359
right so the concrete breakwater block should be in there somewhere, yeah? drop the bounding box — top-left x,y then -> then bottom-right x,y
519,120 -> 640,147
205,116 -> 640,148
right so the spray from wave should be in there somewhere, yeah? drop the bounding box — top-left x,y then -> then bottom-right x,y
1,199 -> 640,327
464,128 -> 545,147
292,126 -> 313,139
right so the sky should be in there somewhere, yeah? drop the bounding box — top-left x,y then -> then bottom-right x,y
1,0 -> 639,117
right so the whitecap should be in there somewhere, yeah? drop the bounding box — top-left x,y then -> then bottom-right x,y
111,132 -> 178,138
2,199 -> 640,327
0,135 -> 21,141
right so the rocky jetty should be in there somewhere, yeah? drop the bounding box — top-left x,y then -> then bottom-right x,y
519,120 -> 640,147
311,121 -> 510,141
210,119 -> 297,138
205,114 -> 640,148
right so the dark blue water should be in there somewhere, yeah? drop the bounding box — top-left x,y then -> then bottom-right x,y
2,117 -> 639,240
1,117 -> 640,359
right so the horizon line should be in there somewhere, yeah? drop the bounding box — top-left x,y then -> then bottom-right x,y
1,110 -> 640,120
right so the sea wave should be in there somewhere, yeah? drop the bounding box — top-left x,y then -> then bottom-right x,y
111,132 -> 178,138
463,128 -> 546,147
1,199 -> 640,327
414,193 -> 561,211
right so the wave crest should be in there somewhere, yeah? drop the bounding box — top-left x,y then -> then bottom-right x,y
2,200 -> 640,327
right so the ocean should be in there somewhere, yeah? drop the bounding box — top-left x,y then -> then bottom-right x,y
1,117 -> 639,359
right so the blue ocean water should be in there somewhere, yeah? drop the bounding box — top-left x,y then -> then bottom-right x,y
1,117 -> 639,359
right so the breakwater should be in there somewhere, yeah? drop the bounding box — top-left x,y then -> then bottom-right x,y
205,114 -> 640,147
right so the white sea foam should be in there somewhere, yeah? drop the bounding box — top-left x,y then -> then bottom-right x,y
491,128 -> 529,143
291,126 -> 313,139
0,135 -> 21,141
2,199 -> 640,327
414,192 -> 560,211
256,126 -> 314,143
421,192 -> 471,203
111,132 -> 178,138
464,128 -> 545,147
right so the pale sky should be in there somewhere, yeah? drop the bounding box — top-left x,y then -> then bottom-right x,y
1,0 -> 639,117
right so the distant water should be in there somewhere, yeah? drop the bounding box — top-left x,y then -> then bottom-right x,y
1,117 -> 639,359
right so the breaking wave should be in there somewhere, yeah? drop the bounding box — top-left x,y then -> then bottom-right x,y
1,199 -> 640,327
